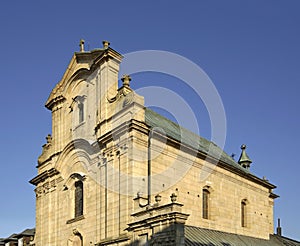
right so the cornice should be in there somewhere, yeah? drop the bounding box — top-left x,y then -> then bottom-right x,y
29,168 -> 60,186
96,116 -> 277,191
269,192 -> 280,199
45,95 -> 66,111
94,47 -> 123,66
128,212 -> 189,231
96,118 -> 149,146
219,159 -> 277,190
127,202 -> 189,232
147,127 -> 278,191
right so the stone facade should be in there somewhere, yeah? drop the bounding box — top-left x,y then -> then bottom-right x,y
30,41 -> 278,245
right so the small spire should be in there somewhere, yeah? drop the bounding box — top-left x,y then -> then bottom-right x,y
102,40 -> 110,49
238,144 -> 252,169
79,39 -> 85,52
276,218 -> 282,236
121,74 -> 131,87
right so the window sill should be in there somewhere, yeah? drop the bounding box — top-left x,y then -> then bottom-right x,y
66,215 -> 85,224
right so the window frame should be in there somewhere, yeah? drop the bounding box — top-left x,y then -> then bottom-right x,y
241,199 -> 248,227
74,180 -> 84,218
202,188 -> 210,220
78,102 -> 84,124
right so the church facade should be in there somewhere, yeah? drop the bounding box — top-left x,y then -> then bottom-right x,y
30,41 -> 297,246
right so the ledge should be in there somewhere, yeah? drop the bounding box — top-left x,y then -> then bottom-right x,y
269,192 -> 280,199
29,168 -> 60,186
66,215 -> 85,224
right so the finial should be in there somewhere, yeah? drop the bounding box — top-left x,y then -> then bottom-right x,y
238,144 -> 252,169
262,176 -> 269,182
79,39 -> 85,52
276,218 -> 282,236
46,134 -> 52,144
102,40 -> 110,49
170,193 -> 177,203
121,74 -> 131,87
155,194 -> 162,203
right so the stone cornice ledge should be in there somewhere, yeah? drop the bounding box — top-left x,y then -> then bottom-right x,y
127,212 -> 189,232
127,202 -> 190,232
29,168 -> 60,186
269,192 -> 280,199
132,202 -> 184,217
45,95 -> 66,111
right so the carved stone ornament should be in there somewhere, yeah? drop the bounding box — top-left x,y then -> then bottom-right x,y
73,228 -> 81,236
107,86 -> 133,103
107,75 -> 133,104
34,187 -> 43,197
38,134 -> 53,165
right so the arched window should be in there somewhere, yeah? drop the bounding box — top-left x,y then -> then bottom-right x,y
75,181 -> 83,217
78,102 -> 84,123
202,188 -> 210,219
241,199 -> 247,227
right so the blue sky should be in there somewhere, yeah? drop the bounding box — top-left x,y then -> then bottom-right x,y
0,0 -> 299,240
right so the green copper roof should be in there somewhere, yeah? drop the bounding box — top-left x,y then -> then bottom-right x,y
238,144 -> 252,164
144,108 -> 248,173
185,226 -> 300,246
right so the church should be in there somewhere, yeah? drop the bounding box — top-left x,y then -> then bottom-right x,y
29,40 -> 300,245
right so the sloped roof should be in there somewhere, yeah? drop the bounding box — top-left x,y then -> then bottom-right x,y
1,233 -> 17,242
273,235 -> 300,246
185,226 -> 300,246
145,108 -> 247,172
16,228 -> 35,237
145,108 -> 276,189
0,228 -> 35,243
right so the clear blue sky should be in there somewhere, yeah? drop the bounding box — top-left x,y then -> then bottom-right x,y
0,0 -> 299,240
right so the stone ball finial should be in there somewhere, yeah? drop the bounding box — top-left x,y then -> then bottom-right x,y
102,40 -> 110,49
121,74 -> 131,87
155,194 -> 162,203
